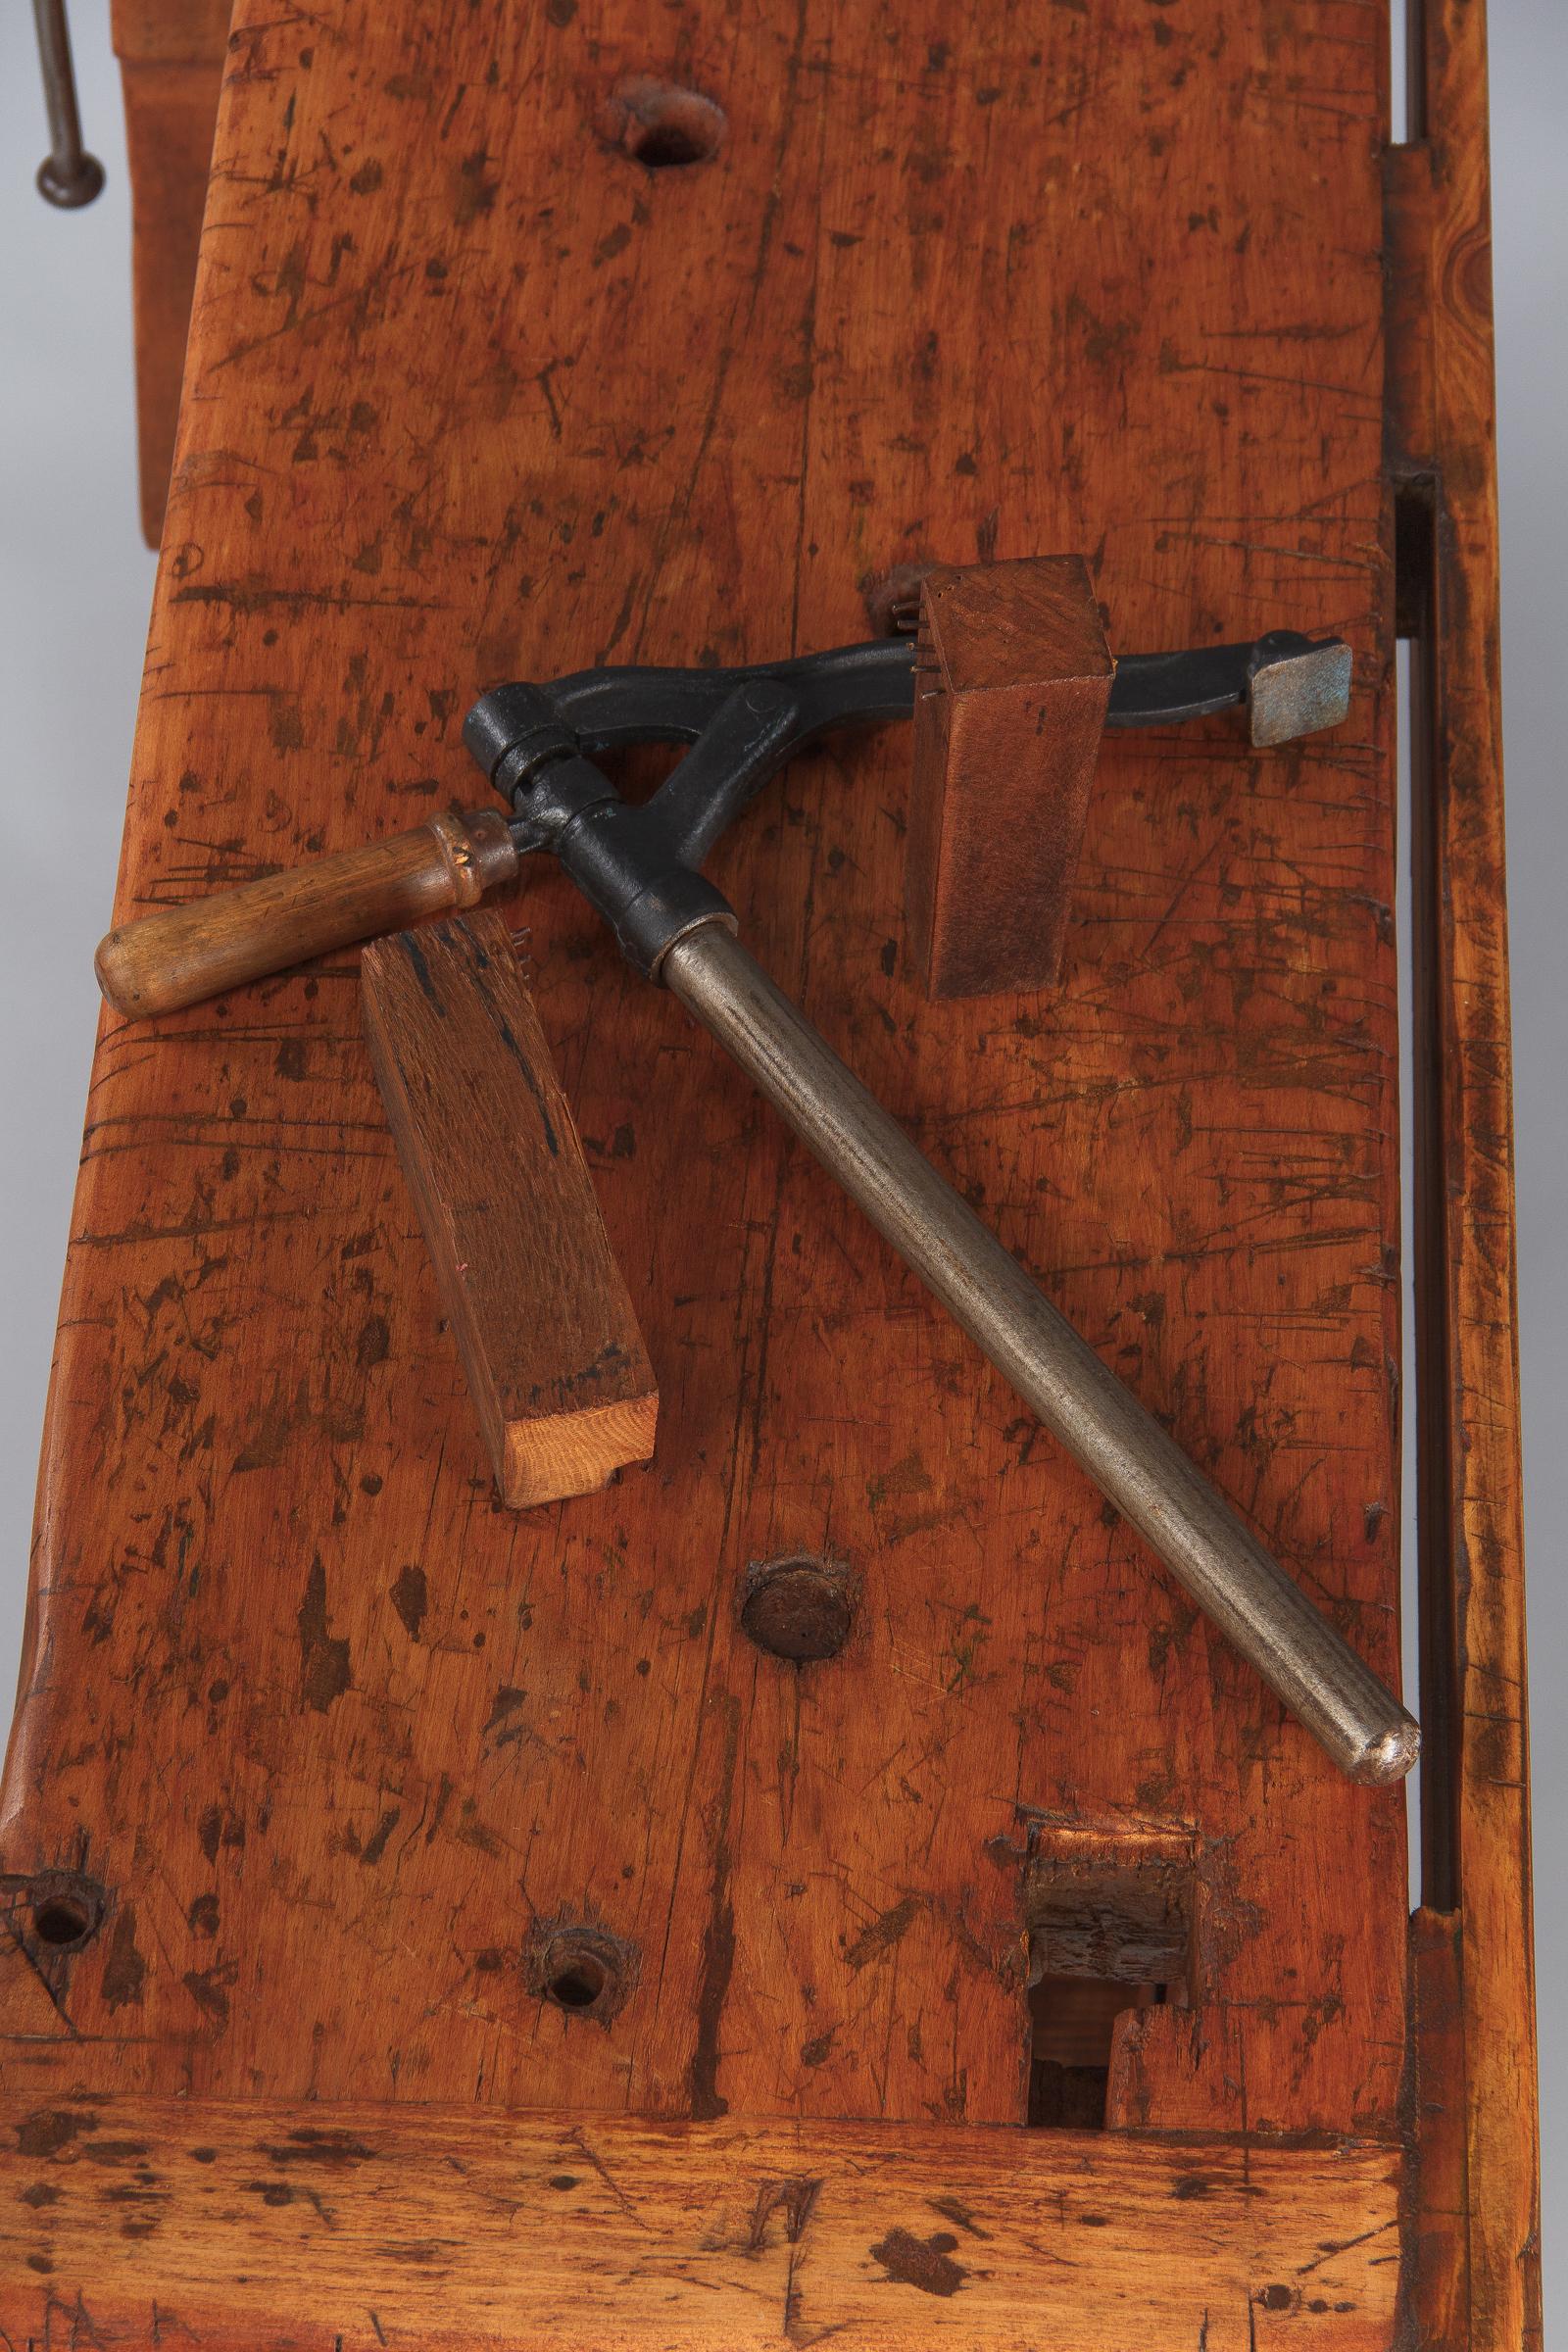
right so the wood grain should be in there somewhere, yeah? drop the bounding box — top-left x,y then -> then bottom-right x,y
0,0 -> 1491,2333
1387,2 -> 1541,2343
361,910 -> 658,1508
0,2095 -> 1399,2351
1408,1905 -> 1468,2352
5,0 -> 1408,2131
906,558 -> 1114,998
111,0 -> 232,546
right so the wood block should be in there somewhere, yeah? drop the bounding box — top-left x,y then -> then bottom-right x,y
360,909 -> 657,1508
906,557 -> 1114,999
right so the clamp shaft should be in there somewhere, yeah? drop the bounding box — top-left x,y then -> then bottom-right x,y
663,921 -> 1417,1787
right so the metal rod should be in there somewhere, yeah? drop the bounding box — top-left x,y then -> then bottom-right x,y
32,0 -> 105,210
662,920 -> 1419,1787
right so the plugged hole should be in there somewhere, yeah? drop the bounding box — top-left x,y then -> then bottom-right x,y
31,1899 -> 93,1948
740,1556 -> 855,1663
599,77 -> 726,171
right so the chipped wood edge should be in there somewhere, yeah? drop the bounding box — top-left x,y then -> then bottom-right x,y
501,1391 -> 659,1508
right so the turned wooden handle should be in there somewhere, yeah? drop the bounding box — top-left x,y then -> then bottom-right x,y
94,808 -> 522,1018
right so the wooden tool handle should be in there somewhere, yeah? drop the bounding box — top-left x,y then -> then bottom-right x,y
94,808 -> 521,1017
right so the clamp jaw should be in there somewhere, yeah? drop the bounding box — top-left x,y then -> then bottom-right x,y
462,626 -> 1348,983
91,596 -> 1351,1019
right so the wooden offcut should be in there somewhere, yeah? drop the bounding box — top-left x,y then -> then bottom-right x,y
906,558 -> 1114,998
361,909 -> 657,1507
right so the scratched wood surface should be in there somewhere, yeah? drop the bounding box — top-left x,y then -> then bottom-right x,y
111,0 -> 231,545
0,0 -> 1474,2333
0,2098 -> 1400,2351
3,0 -> 1404,2124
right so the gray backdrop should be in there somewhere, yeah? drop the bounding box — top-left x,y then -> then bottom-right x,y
2,0 -> 1561,2323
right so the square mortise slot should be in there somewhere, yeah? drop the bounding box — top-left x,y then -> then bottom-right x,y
1029,1974 -> 1164,2128
1023,1846 -> 1195,2131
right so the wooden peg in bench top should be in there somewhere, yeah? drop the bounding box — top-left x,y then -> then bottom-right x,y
906,557 -> 1114,999
361,908 -> 658,1509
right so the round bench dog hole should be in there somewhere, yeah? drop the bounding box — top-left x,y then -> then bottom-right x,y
598,76 -> 727,172
547,1955 -> 608,2011
740,1555 -> 857,1664
32,1899 -> 92,1948
24,1875 -> 105,1953
524,1922 -> 639,2026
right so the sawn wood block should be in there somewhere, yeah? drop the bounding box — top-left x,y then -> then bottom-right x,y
361,908 -> 658,1507
906,557 -> 1114,998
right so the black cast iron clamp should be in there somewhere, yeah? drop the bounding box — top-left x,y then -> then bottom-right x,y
93,620 -> 1350,1018
462,626 -> 1351,979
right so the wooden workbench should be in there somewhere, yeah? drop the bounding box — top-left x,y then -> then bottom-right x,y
0,2 -> 1536,2344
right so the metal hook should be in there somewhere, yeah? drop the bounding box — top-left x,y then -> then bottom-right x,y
32,0 -> 105,210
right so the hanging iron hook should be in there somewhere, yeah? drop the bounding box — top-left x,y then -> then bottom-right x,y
32,0 -> 105,210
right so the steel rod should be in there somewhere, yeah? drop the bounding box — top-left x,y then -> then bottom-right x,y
663,919 -> 1419,1787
